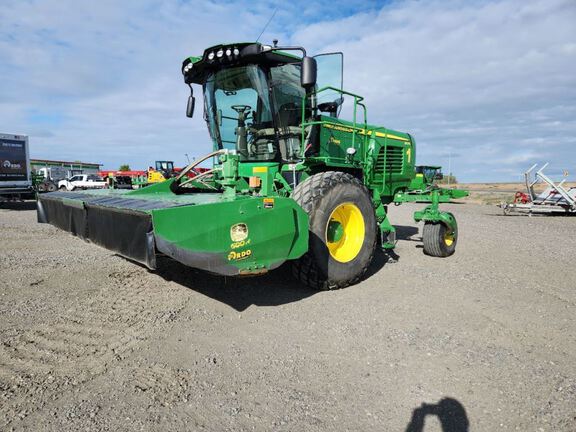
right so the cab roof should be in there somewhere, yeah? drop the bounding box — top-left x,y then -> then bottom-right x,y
182,42 -> 301,85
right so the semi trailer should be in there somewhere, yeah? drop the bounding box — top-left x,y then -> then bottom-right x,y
0,133 -> 32,200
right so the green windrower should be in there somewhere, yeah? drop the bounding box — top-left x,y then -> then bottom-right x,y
38,42 -> 467,290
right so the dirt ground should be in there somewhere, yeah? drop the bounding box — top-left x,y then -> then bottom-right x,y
1,201 -> 575,431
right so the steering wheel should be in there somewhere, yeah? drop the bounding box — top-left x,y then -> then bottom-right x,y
231,105 -> 252,114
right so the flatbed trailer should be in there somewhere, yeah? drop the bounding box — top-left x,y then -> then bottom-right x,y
500,163 -> 576,216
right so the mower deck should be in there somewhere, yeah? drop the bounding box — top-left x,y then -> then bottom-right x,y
38,188 -> 309,276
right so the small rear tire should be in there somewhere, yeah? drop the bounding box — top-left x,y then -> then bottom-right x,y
422,221 -> 457,257
59,186 -> 66,191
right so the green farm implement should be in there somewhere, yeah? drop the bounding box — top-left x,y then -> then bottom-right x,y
398,165 -> 469,203
38,42 -> 464,289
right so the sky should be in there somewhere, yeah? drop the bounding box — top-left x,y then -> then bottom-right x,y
1,0 -> 575,182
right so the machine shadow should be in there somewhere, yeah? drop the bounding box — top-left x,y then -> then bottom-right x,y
395,225 -> 420,242
152,224 -> 417,311
363,249 -> 397,280
405,397 -> 469,432
154,256 -> 318,311
153,237 -> 399,311
0,200 -> 37,211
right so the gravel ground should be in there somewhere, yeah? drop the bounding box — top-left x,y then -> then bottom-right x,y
0,201 -> 575,431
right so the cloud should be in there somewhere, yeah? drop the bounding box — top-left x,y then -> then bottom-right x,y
291,0 -> 576,181
0,0 -> 269,167
0,0 -> 575,181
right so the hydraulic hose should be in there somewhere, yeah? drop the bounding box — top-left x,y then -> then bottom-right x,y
174,149 -> 227,182
170,149 -> 227,192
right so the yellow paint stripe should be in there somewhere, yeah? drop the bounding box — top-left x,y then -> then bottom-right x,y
323,123 -> 410,142
374,132 -> 410,142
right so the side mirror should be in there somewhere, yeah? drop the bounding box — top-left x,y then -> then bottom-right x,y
301,56 -> 317,89
186,95 -> 195,118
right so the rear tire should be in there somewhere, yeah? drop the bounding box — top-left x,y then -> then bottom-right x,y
292,171 -> 377,290
422,221 -> 457,257
59,186 -> 66,191
37,183 -> 47,193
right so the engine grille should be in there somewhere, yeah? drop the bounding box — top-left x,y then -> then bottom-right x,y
375,146 -> 404,174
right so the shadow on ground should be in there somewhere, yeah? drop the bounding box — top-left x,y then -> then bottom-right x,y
155,257 -> 317,311
154,248 -> 393,311
0,200 -> 37,211
396,225 -> 420,242
405,397 -> 469,432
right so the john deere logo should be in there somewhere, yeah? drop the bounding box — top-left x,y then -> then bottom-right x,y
230,223 -> 248,242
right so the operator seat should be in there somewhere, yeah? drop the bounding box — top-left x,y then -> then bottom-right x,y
277,102 -> 302,161
317,97 -> 344,118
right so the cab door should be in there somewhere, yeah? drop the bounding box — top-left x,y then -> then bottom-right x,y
313,52 -> 344,117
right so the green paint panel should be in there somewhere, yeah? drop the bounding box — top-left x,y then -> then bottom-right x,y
311,115 -> 415,201
151,195 -> 308,274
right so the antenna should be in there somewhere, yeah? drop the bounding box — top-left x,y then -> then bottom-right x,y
256,7 -> 278,42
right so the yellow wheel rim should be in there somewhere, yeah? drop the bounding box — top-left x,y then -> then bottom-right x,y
325,203 -> 365,263
444,230 -> 455,246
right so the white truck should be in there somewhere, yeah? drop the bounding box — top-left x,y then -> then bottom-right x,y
36,166 -> 83,192
0,133 -> 33,200
58,174 -> 107,191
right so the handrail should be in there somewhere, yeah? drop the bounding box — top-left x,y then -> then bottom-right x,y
300,86 -> 368,158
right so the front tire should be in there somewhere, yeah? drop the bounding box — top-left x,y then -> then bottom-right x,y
292,171 -> 377,290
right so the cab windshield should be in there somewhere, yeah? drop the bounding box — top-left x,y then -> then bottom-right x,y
205,65 -> 277,161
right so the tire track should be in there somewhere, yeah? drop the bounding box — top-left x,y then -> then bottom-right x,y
0,268 -> 188,428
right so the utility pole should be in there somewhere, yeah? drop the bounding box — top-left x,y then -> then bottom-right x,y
447,150 -> 452,186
